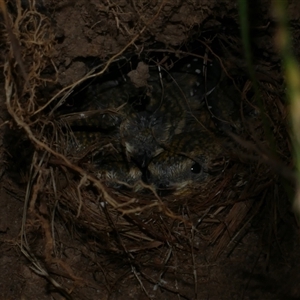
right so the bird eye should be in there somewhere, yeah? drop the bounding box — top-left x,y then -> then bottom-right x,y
191,162 -> 201,174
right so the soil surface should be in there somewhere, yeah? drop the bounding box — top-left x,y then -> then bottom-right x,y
1,0 -> 300,299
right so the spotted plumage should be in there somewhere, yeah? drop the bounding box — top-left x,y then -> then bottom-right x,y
119,57 -> 221,167
62,53 -> 229,191
96,159 -> 142,189
67,131 -> 142,188
120,78 -> 187,167
146,131 -> 222,190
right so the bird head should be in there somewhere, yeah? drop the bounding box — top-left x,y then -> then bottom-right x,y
146,131 -> 223,190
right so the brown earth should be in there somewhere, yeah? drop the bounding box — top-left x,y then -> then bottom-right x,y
1,0 -> 300,299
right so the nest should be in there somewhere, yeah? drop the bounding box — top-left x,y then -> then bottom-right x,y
1,1 -> 293,298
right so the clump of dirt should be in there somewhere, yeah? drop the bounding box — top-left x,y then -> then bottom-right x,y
0,1 -> 300,300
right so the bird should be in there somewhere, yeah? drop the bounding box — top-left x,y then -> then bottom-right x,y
119,55 -> 222,168
95,158 -> 143,189
119,81 -> 187,168
146,130 -> 223,190
61,53 -> 225,191
66,130 -> 142,189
